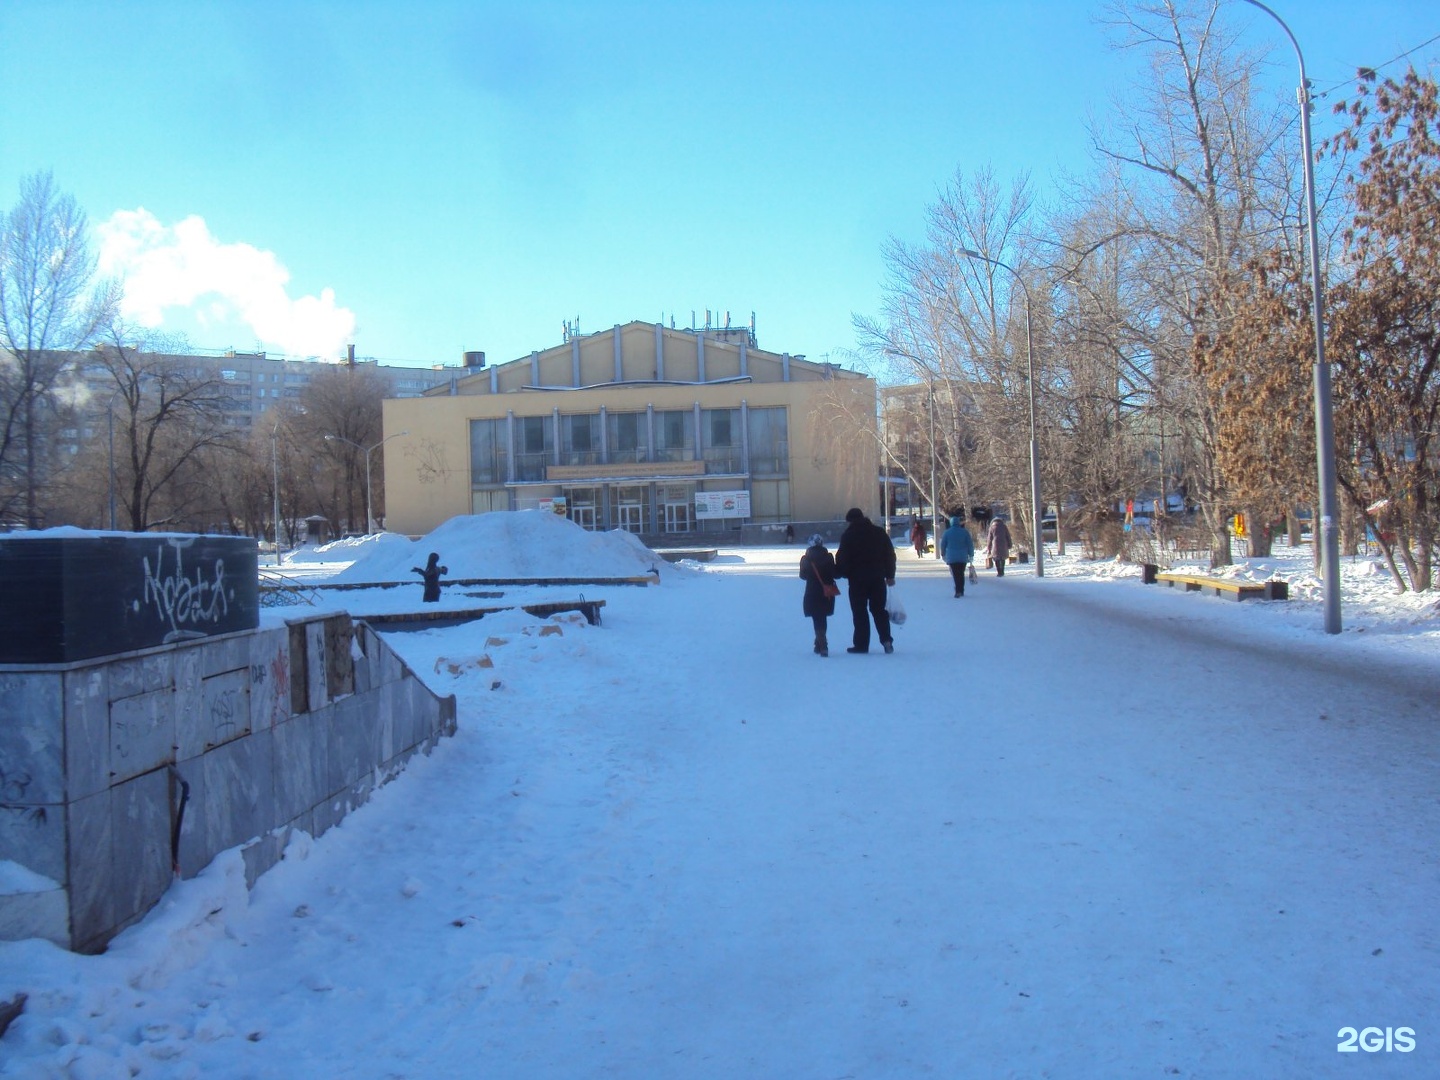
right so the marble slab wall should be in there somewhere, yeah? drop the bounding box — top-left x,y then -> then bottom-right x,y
0,613 -> 456,952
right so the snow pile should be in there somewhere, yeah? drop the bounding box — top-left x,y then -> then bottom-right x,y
0,862 -> 59,896
284,531 -> 413,566
330,512 -> 670,583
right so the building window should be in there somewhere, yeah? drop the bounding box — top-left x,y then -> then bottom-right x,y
515,415 -> 552,481
470,418 -> 506,484
562,413 -> 599,466
655,409 -> 693,463
607,411 -> 646,464
703,408 -> 741,472
747,406 -> 788,477
749,479 -> 791,523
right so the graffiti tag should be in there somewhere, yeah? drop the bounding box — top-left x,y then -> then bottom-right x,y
140,539 -> 233,642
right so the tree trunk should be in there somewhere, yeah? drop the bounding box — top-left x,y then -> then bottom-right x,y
1286,511 -> 1302,547
1245,509 -> 1273,557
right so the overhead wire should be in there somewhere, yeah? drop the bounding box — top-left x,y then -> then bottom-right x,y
1313,30 -> 1440,100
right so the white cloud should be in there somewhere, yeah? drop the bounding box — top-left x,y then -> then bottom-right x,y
96,209 -> 357,357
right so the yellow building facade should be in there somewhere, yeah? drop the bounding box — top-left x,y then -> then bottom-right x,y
381,321 -> 877,539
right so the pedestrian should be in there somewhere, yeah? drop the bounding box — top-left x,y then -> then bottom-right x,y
939,514 -> 975,597
785,523 -> 795,544
986,516 -> 1013,577
909,516 -> 928,559
799,533 -> 839,656
834,507 -> 897,654
411,551 -> 448,603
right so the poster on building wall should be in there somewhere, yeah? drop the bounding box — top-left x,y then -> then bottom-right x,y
694,490 -> 750,519
537,497 -> 568,516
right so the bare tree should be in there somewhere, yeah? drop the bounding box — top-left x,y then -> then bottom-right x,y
86,328 -> 237,531
288,364 -> 387,534
1089,0 -> 1297,565
856,168 -> 1048,542
0,172 -> 117,526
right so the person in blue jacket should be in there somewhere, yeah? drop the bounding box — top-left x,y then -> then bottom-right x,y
939,514 -> 975,597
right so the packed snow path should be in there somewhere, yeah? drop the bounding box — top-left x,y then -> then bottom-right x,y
3,552 -> 1436,1078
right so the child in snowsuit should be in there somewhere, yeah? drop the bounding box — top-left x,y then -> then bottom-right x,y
799,533 -> 839,656
412,552 -> 448,603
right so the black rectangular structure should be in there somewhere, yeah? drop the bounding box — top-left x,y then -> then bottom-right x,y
0,534 -> 259,663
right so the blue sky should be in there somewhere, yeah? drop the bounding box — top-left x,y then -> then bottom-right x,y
3,1 -> 1436,370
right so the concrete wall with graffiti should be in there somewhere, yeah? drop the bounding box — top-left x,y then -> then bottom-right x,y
0,613 -> 457,953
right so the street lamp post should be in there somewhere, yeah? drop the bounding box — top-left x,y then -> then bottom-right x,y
928,382 -> 940,546
1240,0 -> 1341,633
272,425 -> 283,566
325,431 -> 409,534
957,248 -> 1044,578
107,399 -> 117,531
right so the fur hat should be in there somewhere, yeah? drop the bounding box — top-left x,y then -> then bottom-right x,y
807,533 -> 825,547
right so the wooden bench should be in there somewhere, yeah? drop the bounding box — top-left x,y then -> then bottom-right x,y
359,598 -> 607,629
655,548 -> 718,563
1152,570 -> 1288,601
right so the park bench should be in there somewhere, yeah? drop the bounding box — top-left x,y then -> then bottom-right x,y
1149,568 -> 1288,601
360,597 -> 607,629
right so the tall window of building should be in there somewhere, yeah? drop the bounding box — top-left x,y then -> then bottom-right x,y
515,415 -> 552,481
470,418 -> 506,484
562,413 -> 599,466
655,409 -> 694,463
607,411 -> 646,464
702,408 -> 740,472
747,406 -> 788,476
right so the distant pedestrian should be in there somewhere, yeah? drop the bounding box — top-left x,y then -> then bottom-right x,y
412,551 -> 448,603
785,523 -> 795,544
939,515 -> 975,597
909,516 -> 928,558
799,533 -> 839,657
986,517 -> 1013,577
834,507 -> 897,654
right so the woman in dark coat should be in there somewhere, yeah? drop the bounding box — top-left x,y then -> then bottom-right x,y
909,516 -> 928,558
799,533 -> 839,656
412,551 -> 448,602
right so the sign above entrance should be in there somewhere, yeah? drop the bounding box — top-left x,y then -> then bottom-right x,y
548,460 -> 705,481
695,490 -> 750,520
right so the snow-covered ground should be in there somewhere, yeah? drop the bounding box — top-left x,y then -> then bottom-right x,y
2,513 -> 1436,1078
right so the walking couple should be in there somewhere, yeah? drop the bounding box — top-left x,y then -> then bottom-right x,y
800,508 -> 897,656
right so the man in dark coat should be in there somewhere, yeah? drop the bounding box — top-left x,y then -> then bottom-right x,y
834,507 -> 897,654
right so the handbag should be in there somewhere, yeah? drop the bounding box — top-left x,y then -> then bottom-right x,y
810,562 -> 840,599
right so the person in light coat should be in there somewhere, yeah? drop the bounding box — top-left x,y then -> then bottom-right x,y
939,515 -> 975,598
986,517 -> 1013,577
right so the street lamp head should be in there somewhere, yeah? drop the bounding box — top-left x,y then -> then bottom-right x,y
956,247 -> 982,259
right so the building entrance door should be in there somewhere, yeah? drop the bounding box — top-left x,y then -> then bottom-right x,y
570,505 -> 597,530
663,501 -> 692,533
615,504 -> 642,533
